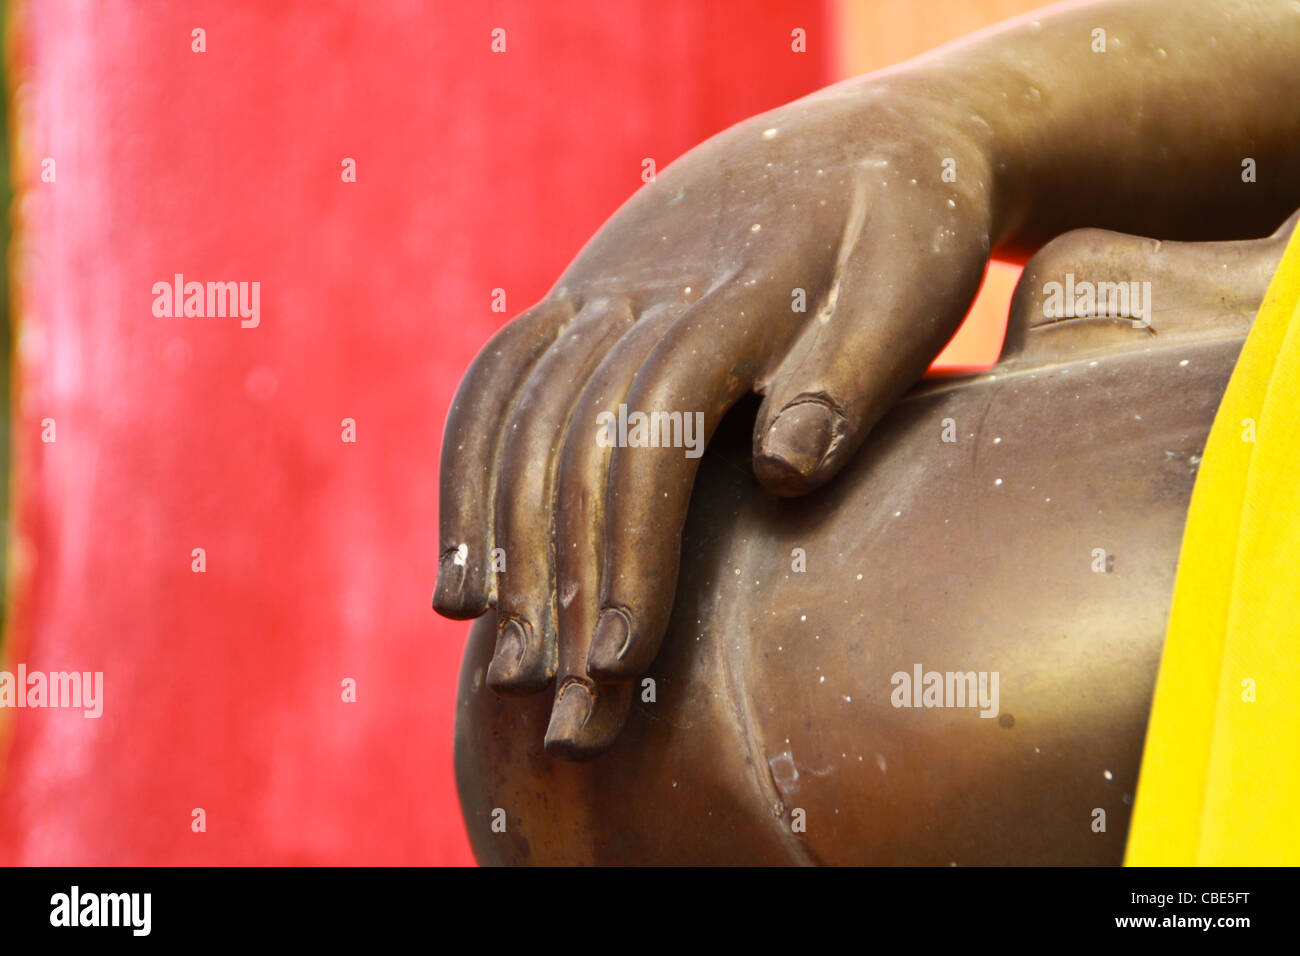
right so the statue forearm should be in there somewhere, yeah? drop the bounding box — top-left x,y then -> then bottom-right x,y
860,0 -> 1300,255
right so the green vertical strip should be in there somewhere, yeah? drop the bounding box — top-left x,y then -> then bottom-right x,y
0,0 -> 11,646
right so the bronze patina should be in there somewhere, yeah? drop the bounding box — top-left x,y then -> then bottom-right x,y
435,0 -> 1300,864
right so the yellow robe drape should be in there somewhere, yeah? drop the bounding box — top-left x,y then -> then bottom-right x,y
1126,223 -> 1300,865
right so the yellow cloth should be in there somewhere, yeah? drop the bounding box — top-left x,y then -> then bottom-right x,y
1126,223 -> 1300,865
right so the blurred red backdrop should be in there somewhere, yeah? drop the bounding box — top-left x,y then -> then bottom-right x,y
0,0 -> 835,864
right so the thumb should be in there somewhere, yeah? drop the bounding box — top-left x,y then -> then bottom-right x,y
753,219 -> 988,496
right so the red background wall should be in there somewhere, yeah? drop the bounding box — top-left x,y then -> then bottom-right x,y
0,0 -> 834,864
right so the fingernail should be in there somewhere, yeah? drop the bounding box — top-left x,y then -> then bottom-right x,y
544,682 -> 594,750
487,617 -> 530,686
433,547 -> 468,616
587,607 -> 631,674
755,400 -> 843,495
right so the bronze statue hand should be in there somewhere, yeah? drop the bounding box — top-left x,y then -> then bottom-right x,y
434,78 -> 998,757
436,0 -> 1300,759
